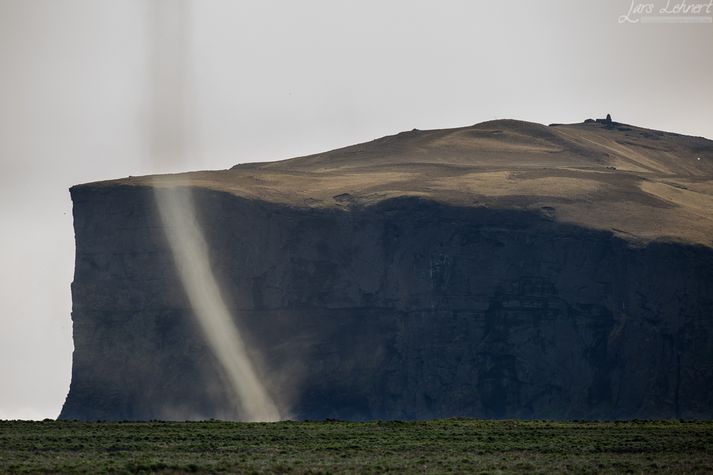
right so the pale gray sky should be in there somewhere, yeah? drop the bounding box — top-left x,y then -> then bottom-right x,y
0,0 -> 711,419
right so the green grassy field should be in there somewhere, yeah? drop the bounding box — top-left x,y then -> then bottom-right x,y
1,419 -> 712,473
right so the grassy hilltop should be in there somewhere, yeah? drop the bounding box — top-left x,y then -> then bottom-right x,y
1,419 -> 712,473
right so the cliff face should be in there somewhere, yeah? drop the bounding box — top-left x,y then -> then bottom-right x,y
60,119 -> 713,420
61,190 -> 713,421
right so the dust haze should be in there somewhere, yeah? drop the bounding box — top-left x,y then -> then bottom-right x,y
153,185 -> 282,421
148,1 -> 284,421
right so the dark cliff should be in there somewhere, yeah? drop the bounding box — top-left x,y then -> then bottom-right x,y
60,119 -> 713,420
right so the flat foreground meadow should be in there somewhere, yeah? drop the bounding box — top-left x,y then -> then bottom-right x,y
0,419 -> 711,473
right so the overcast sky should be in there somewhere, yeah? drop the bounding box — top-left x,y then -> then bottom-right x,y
0,0 -> 711,420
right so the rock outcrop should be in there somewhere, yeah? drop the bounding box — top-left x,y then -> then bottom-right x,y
60,119 -> 713,420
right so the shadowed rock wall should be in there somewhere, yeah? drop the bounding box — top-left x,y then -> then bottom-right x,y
60,185 -> 713,420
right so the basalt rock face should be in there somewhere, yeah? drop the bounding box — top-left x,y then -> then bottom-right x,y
60,119 -> 713,420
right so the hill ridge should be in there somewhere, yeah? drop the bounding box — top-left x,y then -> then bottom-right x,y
79,117 -> 713,247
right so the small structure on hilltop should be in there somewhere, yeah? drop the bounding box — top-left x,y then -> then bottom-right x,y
594,113 -> 615,128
